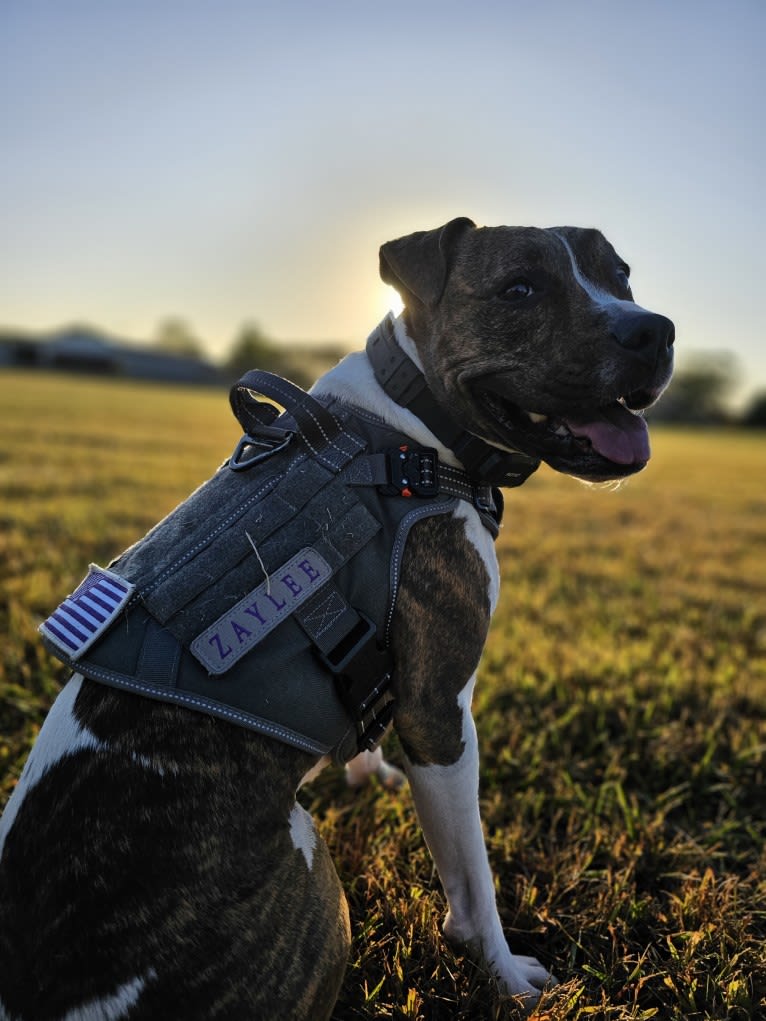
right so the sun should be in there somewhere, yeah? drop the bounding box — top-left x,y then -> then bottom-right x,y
378,283 -> 404,319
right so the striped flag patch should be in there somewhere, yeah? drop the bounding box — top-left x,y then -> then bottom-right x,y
40,565 -> 135,660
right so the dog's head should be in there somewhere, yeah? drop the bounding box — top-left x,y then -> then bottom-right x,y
380,217 -> 674,481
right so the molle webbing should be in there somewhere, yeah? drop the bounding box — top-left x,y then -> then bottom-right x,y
114,452 -> 380,647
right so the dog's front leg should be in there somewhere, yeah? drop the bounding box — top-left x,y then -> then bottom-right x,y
404,676 -> 552,1009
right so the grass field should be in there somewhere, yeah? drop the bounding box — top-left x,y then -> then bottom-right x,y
1,369 -> 765,1020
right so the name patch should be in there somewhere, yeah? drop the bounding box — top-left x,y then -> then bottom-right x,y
190,547 -> 332,675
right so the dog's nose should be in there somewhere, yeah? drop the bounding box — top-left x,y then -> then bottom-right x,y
610,308 -> 675,357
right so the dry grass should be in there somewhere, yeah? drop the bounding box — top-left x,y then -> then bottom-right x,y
1,370 -> 765,1019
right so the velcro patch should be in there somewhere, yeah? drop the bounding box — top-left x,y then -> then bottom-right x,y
190,547 -> 332,675
40,565 -> 135,660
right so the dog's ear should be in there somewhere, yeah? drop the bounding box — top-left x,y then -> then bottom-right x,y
379,217 -> 476,308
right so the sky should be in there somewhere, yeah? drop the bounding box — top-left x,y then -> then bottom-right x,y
1,0 -> 764,405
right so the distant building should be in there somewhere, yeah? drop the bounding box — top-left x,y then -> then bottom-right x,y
0,333 -> 38,367
0,327 -> 221,385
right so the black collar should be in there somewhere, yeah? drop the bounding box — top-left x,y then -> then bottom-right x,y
366,316 -> 540,488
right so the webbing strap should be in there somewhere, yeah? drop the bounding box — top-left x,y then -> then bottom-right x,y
295,581 -> 395,753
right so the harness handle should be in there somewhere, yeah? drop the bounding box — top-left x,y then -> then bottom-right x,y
230,369 -> 343,451
230,370 -> 365,471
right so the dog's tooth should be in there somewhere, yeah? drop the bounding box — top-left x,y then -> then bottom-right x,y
554,424 -> 570,436
526,411 -> 549,424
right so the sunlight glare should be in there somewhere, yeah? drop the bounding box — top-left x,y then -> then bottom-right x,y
379,284 -> 404,319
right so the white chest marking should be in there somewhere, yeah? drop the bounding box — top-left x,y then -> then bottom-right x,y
288,802 -> 317,869
0,674 -> 106,856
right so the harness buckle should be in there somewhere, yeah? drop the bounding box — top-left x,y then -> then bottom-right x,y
382,445 -> 439,498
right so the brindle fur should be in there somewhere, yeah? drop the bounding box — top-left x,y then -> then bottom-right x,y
0,685 -> 349,1021
390,513 -> 491,766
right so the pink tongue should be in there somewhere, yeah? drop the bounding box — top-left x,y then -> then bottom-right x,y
563,403 -> 650,465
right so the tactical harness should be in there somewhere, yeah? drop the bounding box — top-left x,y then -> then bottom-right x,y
40,317 -> 540,763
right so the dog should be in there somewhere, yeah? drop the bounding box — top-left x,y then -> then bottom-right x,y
0,218 -> 674,1019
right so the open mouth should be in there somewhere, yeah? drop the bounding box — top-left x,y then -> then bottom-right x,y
475,385 -> 656,479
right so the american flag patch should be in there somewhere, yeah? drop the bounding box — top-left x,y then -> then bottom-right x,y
39,565 -> 135,660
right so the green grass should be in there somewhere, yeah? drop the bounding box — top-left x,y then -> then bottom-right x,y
1,370 -> 765,1019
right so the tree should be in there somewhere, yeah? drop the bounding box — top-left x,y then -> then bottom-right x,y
224,323 -> 343,389
153,318 -> 205,359
741,391 -> 766,428
649,351 -> 739,424
225,322 -> 281,379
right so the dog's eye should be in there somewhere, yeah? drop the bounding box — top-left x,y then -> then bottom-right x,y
616,265 -> 631,292
501,279 -> 535,302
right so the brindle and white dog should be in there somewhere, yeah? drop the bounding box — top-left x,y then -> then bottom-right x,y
0,218 -> 673,1019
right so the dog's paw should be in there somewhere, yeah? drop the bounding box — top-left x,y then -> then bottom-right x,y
344,749 -> 407,790
497,954 -> 557,1015
375,759 -> 407,790
445,924 -> 555,1015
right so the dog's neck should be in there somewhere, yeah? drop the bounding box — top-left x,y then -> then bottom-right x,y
311,316 -> 467,470
313,315 -> 540,488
